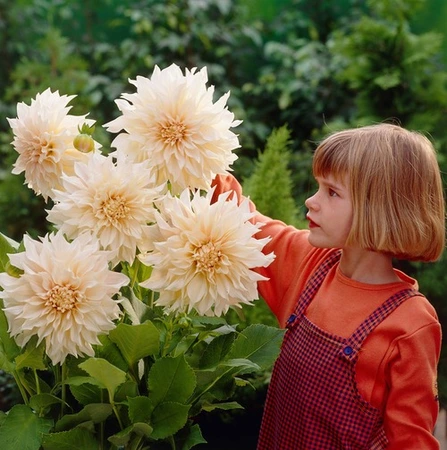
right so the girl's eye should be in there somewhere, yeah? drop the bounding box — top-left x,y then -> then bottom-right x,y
329,189 -> 338,197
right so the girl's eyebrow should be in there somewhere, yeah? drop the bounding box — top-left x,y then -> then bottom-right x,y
315,177 -> 346,192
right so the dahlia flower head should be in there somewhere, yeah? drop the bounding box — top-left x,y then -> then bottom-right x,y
105,63 -> 241,194
0,232 -> 129,365
139,188 -> 275,316
47,152 -> 164,266
7,88 -> 100,201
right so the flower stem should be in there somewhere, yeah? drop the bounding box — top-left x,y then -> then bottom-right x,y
168,435 -> 176,450
34,369 -> 41,395
111,400 -> 124,430
12,370 -> 29,405
60,362 -> 67,418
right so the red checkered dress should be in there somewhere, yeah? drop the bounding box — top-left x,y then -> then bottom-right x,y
257,251 -> 419,449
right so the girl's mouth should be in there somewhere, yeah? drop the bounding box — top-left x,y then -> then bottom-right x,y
306,215 -> 320,229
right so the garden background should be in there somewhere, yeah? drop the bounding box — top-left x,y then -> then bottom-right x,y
0,0 -> 446,448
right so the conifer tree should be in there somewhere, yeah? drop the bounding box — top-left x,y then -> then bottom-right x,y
243,125 -> 300,226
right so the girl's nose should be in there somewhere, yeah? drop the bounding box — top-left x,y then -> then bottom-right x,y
305,192 -> 319,211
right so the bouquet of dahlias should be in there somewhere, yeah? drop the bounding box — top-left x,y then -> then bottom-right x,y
0,64 -> 283,450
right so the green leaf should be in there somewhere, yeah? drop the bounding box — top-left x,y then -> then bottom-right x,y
220,358 -> 260,374
173,334 -> 199,357
151,401 -> 190,440
41,427 -> 98,450
65,375 -> 104,388
201,401 -> 243,412
0,233 -> 19,273
78,358 -> 126,400
55,403 -> 113,431
0,300 -> 20,373
176,423 -> 207,450
199,332 -> 236,369
0,404 -> 53,450
128,395 -> 152,423
15,339 -> 46,370
228,324 -> 284,369
109,321 -> 160,366
69,382 -> 102,406
95,334 -> 128,372
148,355 -> 196,407
194,367 -> 236,402
0,410 -> 6,426
114,379 -> 139,402
108,422 -> 153,447
29,393 -> 64,413
119,293 -> 151,325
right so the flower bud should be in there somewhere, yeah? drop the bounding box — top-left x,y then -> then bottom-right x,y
73,123 -> 96,153
177,315 -> 192,329
73,134 -> 95,153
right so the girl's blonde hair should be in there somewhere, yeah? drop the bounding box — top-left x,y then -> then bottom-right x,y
313,123 -> 445,261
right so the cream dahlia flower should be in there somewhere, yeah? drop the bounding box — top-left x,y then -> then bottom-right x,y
0,232 -> 128,365
8,88 -> 99,200
139,189 -> 275,316
47,153 -> 164,266
104,64 -> 241,194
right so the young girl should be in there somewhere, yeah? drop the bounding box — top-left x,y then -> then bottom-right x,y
212,123 -> 445,449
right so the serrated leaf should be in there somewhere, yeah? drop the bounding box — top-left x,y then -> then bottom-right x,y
15,340 -> 46,370
148,355 -> 196,407
194,367 -> 236,401
228,324 -> 284,369
175,423 -> 207,450
78,358 -> 126,400
65,375 -> 103,388
109,321 -> 160,367
128,396 -> 152,423
41,427 -> 98,450
29,393 -> 64,413
114,379 -> 139,403
69,382 -> 102,406
199,332 -> 236,369
201,401 -> 243,412
95,334 -> 128,372
0,404 -> 53,450
150,401 -> 190,440
55,403 -> 113,431
108,422 -> 153,447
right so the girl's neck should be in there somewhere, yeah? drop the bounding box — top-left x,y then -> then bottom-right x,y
339,248 -> 401,285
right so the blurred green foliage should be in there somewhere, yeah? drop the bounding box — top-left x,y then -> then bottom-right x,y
0,0 -> 446,413
243,126 -> 301,226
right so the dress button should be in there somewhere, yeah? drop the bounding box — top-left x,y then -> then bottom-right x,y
343,346 -> 353,356
287,314 -> 297,325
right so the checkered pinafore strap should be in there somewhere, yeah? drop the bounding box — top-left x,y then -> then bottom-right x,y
287,249 -> 342,326
340,287 -> 421,362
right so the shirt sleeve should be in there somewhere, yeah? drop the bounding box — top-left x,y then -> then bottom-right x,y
383,321 -> 441,449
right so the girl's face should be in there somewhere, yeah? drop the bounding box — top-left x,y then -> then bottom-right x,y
305,174 -> 353,249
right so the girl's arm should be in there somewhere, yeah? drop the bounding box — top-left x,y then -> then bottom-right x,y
384,321 -> 441,449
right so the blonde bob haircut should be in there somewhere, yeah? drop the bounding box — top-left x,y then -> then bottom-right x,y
312,123 -> 445,262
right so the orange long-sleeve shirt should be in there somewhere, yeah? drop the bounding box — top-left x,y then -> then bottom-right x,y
212,174 -> 441,449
